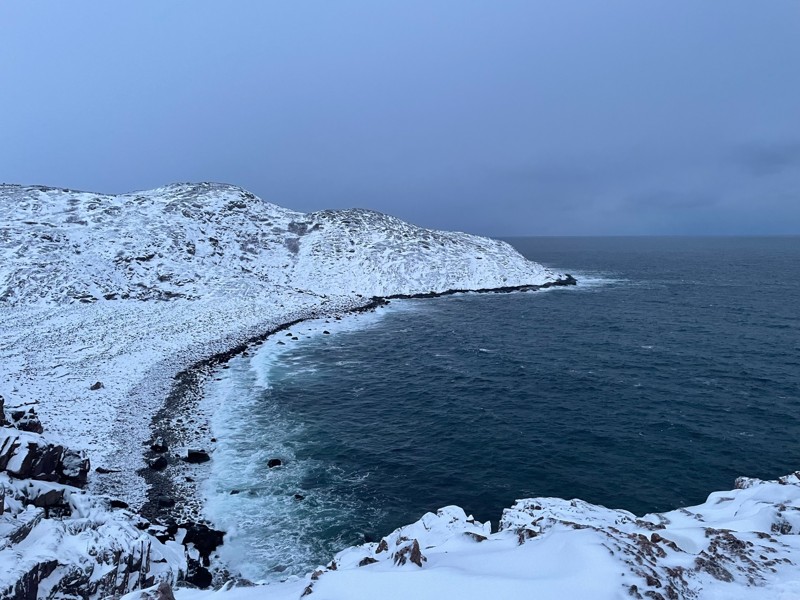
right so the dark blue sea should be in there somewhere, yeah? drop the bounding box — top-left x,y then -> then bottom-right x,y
205,236 -> 800,580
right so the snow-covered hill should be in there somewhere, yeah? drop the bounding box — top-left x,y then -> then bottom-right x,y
0,182 -> 561,305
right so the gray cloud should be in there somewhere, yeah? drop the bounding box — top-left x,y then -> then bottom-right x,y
0,1 -> 798,235
733,142 -> 800,177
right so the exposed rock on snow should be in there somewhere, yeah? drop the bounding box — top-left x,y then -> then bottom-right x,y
270,474 -> 800,600
0,420 -> 184,599
0,427 -> 89,487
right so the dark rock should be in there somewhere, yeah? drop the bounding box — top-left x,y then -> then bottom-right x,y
28,486 -> 66,508
394,539 -> 425,567
294,494 -> 305,501
148,456 -> 168,471
291,336 -> 299,341
180,522 -> 225,567
277,341 -> 285,345
156,496 -> 175,508
153,581 -> 176,600
0,430 -> 90,487
150,437 -> 168,453
109,499 -> 129,509
11,409 -> 26,421
0,394 -> 6,425
323,330 -> 330,335
185,560 -> 213,589
95,466 -> 119,474
230,489 -> 241,495
267,458 -> 282,468
358,557 -> 378,567
89,381 -> 104,391
15,410 -> 44,434
5,558 -> 58,600
185,449 -> 210,464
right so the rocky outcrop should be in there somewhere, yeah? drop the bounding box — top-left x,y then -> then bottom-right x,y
0,402 -> 185,599
0,427 -> 89,487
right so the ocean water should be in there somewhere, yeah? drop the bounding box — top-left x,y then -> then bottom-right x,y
204,236 -> 800,581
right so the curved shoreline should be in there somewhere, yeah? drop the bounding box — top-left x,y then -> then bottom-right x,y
138,275 -> 577,583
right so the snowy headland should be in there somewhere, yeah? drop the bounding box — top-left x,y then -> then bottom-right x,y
0,182 -> 797,599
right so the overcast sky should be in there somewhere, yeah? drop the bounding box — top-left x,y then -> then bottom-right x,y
1,2 -> 799,235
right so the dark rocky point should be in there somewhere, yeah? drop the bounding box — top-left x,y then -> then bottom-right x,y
294,493 -> 305,501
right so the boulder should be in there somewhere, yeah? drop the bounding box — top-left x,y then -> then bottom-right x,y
157,496 -> 176,508
267,458 -> 282,468
185,559 -> 212,588
151,437 -> 168,453
149,456 -> 168,471
180,522 -> 225,566
0,394 -> 6,425
15,410 -> 44,434
153,581 -> 176,600
89,381 -> 103,391
0,428 -> 90,487
185,449 -> 210,464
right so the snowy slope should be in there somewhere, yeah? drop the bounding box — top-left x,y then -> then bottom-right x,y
123,472 -> 800,600
0,182 -> 559,305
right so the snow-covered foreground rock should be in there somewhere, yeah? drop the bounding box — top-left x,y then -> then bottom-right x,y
0,182 -> 571,598
127,473 -> 800,600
